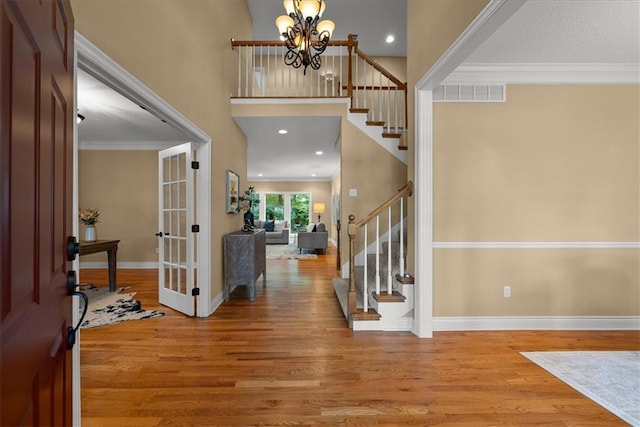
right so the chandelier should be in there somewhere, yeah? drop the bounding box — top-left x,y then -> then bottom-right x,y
275,0 -> 335,75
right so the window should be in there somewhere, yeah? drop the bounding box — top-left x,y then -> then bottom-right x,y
258,192 -> 312,234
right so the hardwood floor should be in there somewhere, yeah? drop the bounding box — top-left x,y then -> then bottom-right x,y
79,247 -> 639,426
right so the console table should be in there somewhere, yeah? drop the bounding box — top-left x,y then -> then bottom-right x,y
223,230 -> 266,302
79,239 -> 120,292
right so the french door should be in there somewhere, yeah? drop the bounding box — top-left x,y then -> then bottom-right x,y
157,143 -> 197,316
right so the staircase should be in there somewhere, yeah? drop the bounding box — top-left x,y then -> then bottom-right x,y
333,231 -> 414,331
333,182 -> 414,331
230,36 -> 413,331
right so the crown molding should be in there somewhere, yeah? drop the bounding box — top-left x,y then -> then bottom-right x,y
443,63 -> 640,84
79,140 -> 184,150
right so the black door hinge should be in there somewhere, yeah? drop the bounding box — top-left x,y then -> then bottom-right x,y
191,161 -> 199,169
191,287 -> 200,296
192,224 -> 199,232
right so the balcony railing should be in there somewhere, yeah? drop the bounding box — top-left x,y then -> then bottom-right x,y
231,34 -> 407,135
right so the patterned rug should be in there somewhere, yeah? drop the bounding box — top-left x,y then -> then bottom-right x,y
521,351 -> 640,426
266,244 -> 318,260
79,284 -> 164,329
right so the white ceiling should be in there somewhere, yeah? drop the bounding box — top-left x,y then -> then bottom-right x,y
78,0 -> 639,180
77,69 -> 189,146
247,0 -> 408,57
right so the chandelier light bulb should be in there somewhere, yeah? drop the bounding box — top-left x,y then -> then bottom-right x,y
276,15 -> 294,34
299,0 -> 319,20
283,0 -> 295,15
316,19 -> 335,39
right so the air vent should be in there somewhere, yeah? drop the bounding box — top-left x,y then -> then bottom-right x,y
434,84 -> 506,102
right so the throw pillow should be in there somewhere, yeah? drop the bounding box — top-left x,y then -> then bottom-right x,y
274,220 -> 284,232
312,224 -> 317,232
316,223 -> 326,232
265,220 -> 275,232
306,223 -> 315,232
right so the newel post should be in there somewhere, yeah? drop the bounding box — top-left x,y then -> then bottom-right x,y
347,214 -> 357,317
347,34 -> 355,104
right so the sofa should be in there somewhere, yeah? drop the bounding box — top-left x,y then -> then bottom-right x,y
254,220 -> 290,244
297,222 -> 328,254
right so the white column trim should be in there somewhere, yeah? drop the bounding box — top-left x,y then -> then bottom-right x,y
413,89 -> 433,338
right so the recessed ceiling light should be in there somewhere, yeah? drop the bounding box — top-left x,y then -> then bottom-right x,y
311,174 -> 316,177
258,173 -> 263,177
315,151 -> 323,155
386,34 -> 395,44
278,129 -> 288,134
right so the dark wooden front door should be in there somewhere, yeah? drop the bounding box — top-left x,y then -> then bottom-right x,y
1,0 -> 75,425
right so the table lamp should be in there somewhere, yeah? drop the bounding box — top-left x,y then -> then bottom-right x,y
313,203 -> 325,223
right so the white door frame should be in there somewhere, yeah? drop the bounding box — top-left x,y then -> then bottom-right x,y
412,0 -> 525,338
73,30 -> 213,420
75,32 -> 212,316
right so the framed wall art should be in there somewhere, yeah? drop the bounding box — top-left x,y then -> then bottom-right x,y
226,169 -> 239,213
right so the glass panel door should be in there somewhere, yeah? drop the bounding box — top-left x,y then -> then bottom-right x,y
289,193 -> 310,234
265,193 -> 285,220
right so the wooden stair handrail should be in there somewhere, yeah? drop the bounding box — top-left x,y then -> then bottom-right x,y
353,181 -> 413,230
354,48 -> 407,90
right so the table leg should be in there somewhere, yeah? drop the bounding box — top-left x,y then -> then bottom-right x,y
107,248 -> 117,292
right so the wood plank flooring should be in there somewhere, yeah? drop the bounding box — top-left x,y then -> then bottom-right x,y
79,247 -> 639,426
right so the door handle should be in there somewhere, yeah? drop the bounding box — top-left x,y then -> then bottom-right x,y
67,236 -> 80,261
155,232 -> 169,237
66,269 -> 88,350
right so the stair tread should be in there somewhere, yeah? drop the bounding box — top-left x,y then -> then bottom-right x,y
373,291 -> 406,302
350,108 -> 369,114
382,132 -> 402,138
350,308 -> 381,321
366,120 -> 385,126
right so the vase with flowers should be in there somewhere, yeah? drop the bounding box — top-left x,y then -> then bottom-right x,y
79,207 -> 100,242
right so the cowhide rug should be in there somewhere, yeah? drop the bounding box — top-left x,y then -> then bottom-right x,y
79,284 -> 164,329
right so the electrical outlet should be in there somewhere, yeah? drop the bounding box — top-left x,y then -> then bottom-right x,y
503,286 -> 511,298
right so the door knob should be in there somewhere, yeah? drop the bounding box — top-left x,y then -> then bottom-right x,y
67,236 -> 80,261
155,232 -> 163,237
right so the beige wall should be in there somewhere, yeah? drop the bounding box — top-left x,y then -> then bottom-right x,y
79,150 -> 157,263
72,0 -> 252,303
433,84 -> 640,316
247,181 -> 332,227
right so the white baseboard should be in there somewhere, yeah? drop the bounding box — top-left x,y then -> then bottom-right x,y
80,261 -> 158,269
433,316 -> 640,331
209,292 -> 225,315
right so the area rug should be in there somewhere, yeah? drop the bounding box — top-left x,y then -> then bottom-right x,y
266,244 -> 318,260
79,284 -> 164,329
521,351 -> 640,426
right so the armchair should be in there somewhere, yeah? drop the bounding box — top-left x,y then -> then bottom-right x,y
297,223 -> 328,254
